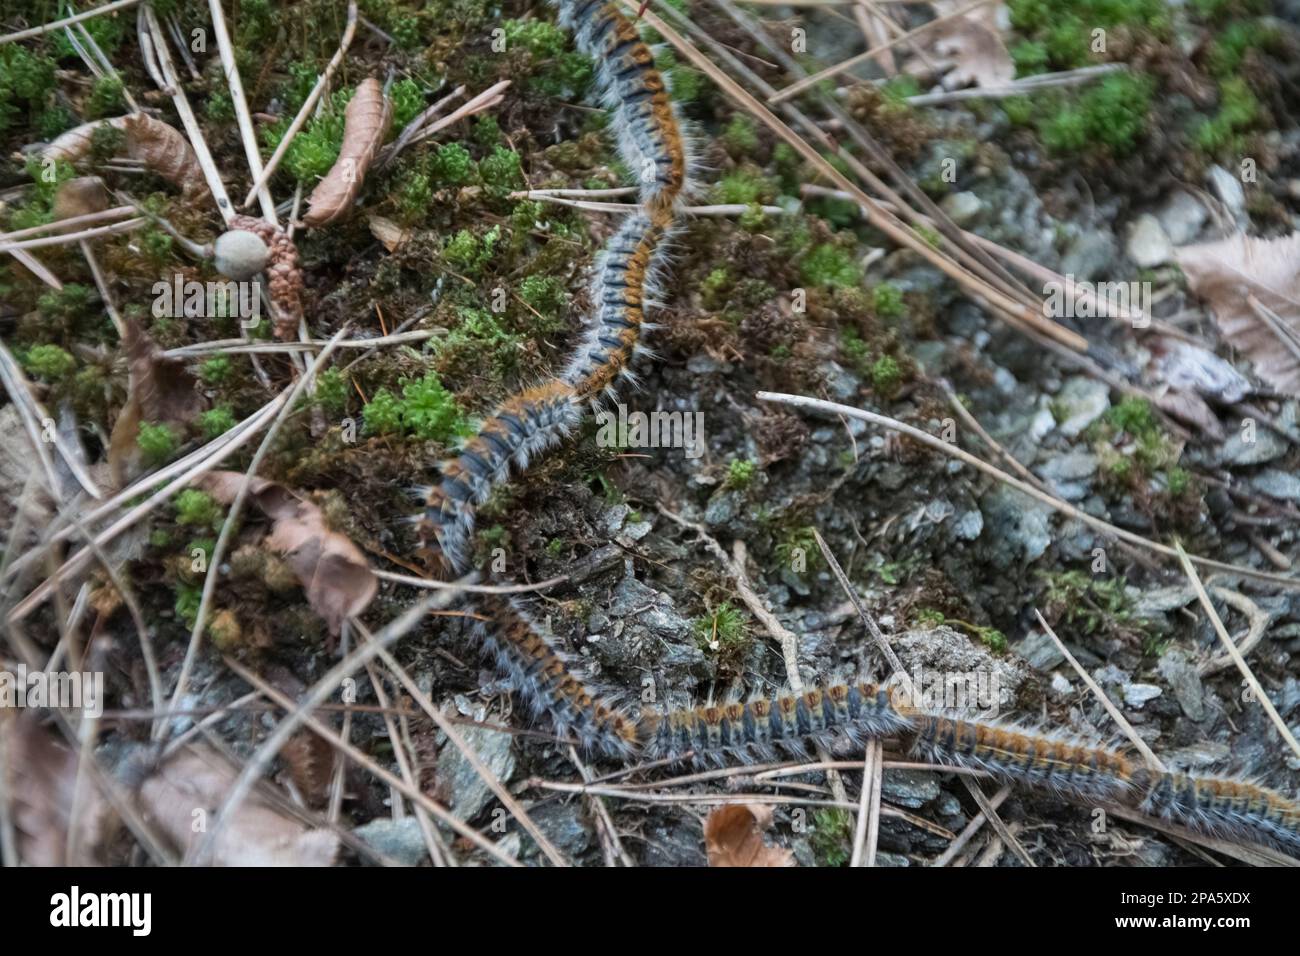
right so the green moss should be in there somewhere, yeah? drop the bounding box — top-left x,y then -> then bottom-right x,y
139,422 -> 181,465
1037,73 -> 1154,156
478,146 -> 524,198
1105,397 -> 1159,439
363,371 -> 471,442
313,367 -> 349,413
389,78 -> 425,128
810,808 -> 853,867
799,244 -> 860,289
724,458 -> 757,490
721,115 -> 759,156
775,525 -> 819,570
0,44 -> 56,135
174,584 -> 201,630
87,76 -> 126,119
692,601 -> 749,650
869,355 -> 903,398
1194,77 -> 1262,154
503,18 -> 593,97
22,344 -> 75,381
443,224 -> 501,274
198,406 -> 237,439
430,142 -> 476,187
871,283 -> 905,319
394,170 -> 433,224
264,87 -> 354,182
174,489 -> 223,529
198,355 -> 232,385
519,274 -> 566,319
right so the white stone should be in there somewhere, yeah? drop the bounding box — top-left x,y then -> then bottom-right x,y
1126,213 -> 1173,268
213,229 -> 270,280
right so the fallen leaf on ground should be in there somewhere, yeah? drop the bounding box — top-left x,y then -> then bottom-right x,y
704,803 -> 795,867
909,2 -> 1014,90
1176,231 -> 1300,395
0,715 -> 117,865
197,471 -> 378,634
136,746 -> 338,866
107,315 -> 204,485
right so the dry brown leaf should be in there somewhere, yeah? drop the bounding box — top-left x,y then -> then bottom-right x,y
302,78 -> 392,227
368,214 -> 412,252
107,315 -> 204,485
911,2 -> 1014,90
136,746 -> 338,866
41,114 -> 206,196
52,176 -> 110,220
0,715 -> 117,865
704,803 -> 795,867
197,471 -> 378,634
1176,231 -> 1300,395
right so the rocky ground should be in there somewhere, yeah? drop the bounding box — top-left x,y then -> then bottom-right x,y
2,0 -> 1300,866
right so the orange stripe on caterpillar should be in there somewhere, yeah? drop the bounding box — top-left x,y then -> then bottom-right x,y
418,380 -> 579,573
909,715 -> 1137,803
1133,769 -> 1300,854
564,212 -> 670,398
553,0 -> 689,211
470,596 -> 639,758
636,683 -> 913,764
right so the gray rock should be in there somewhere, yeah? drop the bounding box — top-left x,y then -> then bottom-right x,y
940,190 -> 984,226
1157,190 -> 1208,245
438,724 -> 516,821
1206,165 -> 1246,223
1251,469 -> 1300,502
1039,450 -> 1100,483
1218,423 -> 1288,465
1054,377 -> 1111,438
526,802 -> 592,857
704,490 -> 740,527
1060,230 -> 1118,282
1122,683 -> 1163,708
1132,584 -> 1194,617
1126,214 -> 1173,268
980,485 -> 1053,562
880,770 -> 940,809
953,508 -> 984,541
1016,629 -> 1064,671
1157,648 -> 1206,722
354,817 -> 427,866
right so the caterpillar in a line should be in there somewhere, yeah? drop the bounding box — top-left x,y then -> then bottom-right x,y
407,0 -> 1300,860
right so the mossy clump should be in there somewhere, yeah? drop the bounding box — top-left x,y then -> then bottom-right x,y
137,423 -> 180,466
810,808 -> 853,867
198,355 -> 232,385
723,458 -> 757,490
0,44 -> 57,136
1194,77 -> 1263,154
478,146 -> 524,198
1037,73 -> 1154,156
871,283 -> 905,320
198,406 -> 237,439
799,244 -> 861,289
22,344 -> 75,381
1008,0 -> 1168,74
313,367 -> 350,414
363,370 -> 472,443
174,489 -> 224,530
442,225 -> 501,275
692,601 -> 750,656
869,354 -> 903,398
502,18 -> 593,98
87,76 -> 126,118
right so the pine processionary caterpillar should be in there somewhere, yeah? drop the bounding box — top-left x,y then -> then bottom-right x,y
408,1 -> 1300,859
418,380 -> 581,573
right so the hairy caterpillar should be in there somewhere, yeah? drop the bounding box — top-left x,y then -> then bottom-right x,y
408,2 -> 1300,859
302,77 -> 392,228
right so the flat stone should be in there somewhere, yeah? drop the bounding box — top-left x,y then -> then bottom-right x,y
1054,377 -> 1110,438
1157,648 -> 1206,722
438,724 -> 516,821
1060,230 -> 1118,282
940,190 -> 984,226
1218,424 -> 1288,465
1251,469 -> 1300,502
1206,165 -> 1246,222
1015,628 -> 1065,672
1123,683 -> 1163,708
880,770 -> 940,809
1126,213 -> 1173,268
353,817 -> 427,866
1157,190 -> 1208,245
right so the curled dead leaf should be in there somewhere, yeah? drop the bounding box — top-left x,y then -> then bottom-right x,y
107,315 -> 204,486
197,471 -> 378,634
136,746 -> 338,866
302,78 -> 392,227
41,114 -> 206,196
368,214 -> 412,252
704,803 -> 795,867
1176,231 -> 1300,395
908,2 -> 1014,90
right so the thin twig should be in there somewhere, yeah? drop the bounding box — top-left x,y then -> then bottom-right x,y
0,0 -> 140,45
